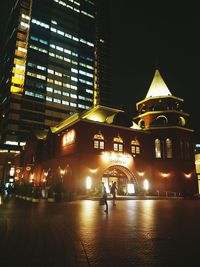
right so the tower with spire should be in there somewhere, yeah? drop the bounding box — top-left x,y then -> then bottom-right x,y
134,69 -> 188,130
133,69 -> 197,196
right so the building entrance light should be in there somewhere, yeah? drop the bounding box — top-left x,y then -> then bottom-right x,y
143,179 -> 149,191
86,176 -> 92,190
127,183 -> 135,194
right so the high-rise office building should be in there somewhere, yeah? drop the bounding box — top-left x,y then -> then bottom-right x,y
0,0 -> 110,149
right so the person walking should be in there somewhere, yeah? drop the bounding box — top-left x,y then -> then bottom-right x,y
110,181 -> 117,206
102,183 -> 108,213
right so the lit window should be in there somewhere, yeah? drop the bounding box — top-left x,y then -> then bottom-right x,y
70,102 -> 76,107
57,30 -> 64,36
155,139 -> 161,158
131,139 -> 140,156
63,92 -> 69,96
55,71 -> 62,77
20,22 -> 30,28
54,89 -> 61,94
64,49 -> 71,54
93,132 -> 105,150
47,87 -> 53,92
56,46 -> 63,51
78,104 -> 86,108
53,98 -> 61,103
71,94 -> 77,99
71,77 -> 78,82
46,96 -> 52,101
166,138 -> 173,158
62,100 -> 69,105
113,135 -> 123,152
48,69 -> 54,74
51,20 -> 57,25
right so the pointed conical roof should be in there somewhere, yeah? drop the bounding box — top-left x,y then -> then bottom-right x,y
145,70 -> 172,98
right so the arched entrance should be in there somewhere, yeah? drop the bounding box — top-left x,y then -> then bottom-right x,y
101,165 -> 138,195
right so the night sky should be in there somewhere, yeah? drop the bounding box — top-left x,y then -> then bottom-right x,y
0,1 -> 200,141
110,1 -> 200,141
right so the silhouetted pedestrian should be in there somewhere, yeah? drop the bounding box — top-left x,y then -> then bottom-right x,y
102,183 -> 108,213
110,181 -> 117,206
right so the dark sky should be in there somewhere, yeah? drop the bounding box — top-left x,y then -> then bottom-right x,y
110,1 -> 200,141
0,1 -> 200,140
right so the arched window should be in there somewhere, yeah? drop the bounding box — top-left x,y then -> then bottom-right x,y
113,135 -> 123,152
179,116 -> 186,126
155,139 -> 161,158
131,139 -> 140,156
156,115 -> 168,125
138,119 -> 145,128
166,138 -> 173,158
93,131 -> 104,150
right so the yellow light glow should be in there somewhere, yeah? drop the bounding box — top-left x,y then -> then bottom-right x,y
90,168 -> 97,173
144,179 -> 149,191
111,152 -> 117,161
138,171 -> 144,177
9,167 -> 15,176
127,183 -> 135,194
12,67 -> 25,75
11,76 -> 24,85
86,176 -> 92,190
102,151 -> 132,165
89,114 -> 104,122
62,129 -> 76,146
184,173 -> 192,179
146,69 -> 172,98
14,58 -> 26,66
60,169 -> 65,176
161,172 -> 170,178
102,152 -> 109,162
30,174 -> 34,183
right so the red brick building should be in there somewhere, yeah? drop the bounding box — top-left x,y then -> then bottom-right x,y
14,70 -> 198,197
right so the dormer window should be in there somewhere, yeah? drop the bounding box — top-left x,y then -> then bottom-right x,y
131,139 -> 140,156
113,135 -> 123,152
93,131 -> 104,150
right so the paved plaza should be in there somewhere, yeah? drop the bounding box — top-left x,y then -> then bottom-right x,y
0,197 -> 200,267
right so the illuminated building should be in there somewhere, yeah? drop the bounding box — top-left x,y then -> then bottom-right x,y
0,0 -> 110,149
15,70 -> 198,197
194,144 -> 200,194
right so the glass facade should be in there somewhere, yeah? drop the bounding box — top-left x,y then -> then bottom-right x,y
0,0 -> 110,147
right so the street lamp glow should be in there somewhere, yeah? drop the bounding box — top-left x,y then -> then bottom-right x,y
86,176 -> 92,190
60,169 -> 65,176
30,173 -> 34,183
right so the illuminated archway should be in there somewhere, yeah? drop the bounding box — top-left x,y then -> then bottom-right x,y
101,165 -> 138,195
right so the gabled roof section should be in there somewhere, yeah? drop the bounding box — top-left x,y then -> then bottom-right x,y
50,105 -> 124,134
81,105 -> 124,122
51,113 -> 80,133
146,69 -> 172,99
130,121 -> 141,130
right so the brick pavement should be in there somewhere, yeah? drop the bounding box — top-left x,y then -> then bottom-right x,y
0,196 -> 200,267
